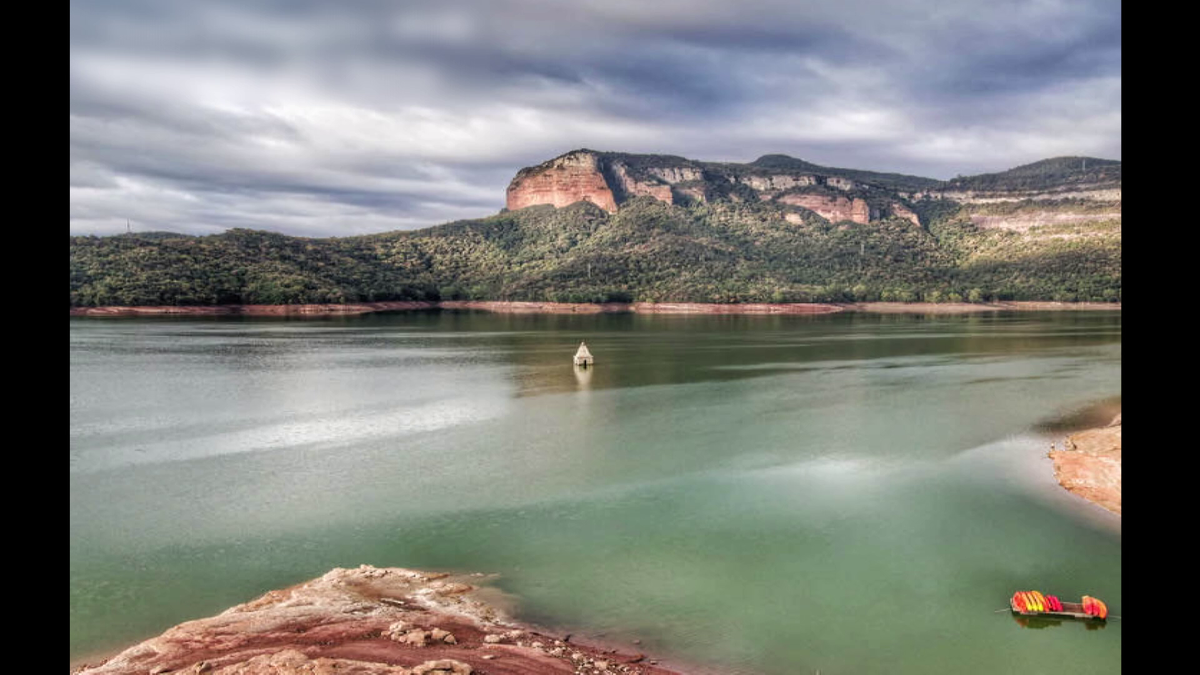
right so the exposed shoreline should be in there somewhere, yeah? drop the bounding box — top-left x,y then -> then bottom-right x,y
71,565 -> 688,675
69,300 -> 1121,317
1048,413 -> 1122,516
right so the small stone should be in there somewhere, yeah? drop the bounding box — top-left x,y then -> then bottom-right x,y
531,641 -> 544,650
410,659 -> 472,675
431,581 -> 473,596
504,630 -> 526,640
402,629 -> 430,646
549,648 -> 565,657
596,660 -> 608,670
483,634 -> 504,644
481,655 -> 496,660
571,652 -> 585,662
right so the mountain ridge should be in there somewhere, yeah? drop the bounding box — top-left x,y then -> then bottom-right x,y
70,149 -> 1121,308
504,149 -> 1120,225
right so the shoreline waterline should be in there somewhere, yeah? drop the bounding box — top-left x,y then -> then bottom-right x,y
69,300 -> 1122,317
71,565 -> 687,675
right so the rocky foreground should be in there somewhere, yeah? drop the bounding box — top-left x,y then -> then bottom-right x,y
1049,414 -> 1122,515
72,566 -> 682,675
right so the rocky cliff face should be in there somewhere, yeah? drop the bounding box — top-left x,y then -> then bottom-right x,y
504,150 -> 883,223
887,202 -> 922,227
609,161 -> 674,205
505,151 -> 618,213
777,193 -> 871,225
504,150 -> 1119,229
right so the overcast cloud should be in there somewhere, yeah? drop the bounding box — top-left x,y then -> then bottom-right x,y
70,0 -> 1121,237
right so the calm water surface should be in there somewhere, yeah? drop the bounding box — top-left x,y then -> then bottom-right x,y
70,311 -> 1121,674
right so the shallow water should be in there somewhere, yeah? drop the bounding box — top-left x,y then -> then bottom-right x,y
70,311 -> 1121,673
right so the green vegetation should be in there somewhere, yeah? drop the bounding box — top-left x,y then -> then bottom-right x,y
71,196 -> 1120,307
746,154 -> 944,192
944,157 -> 1121,192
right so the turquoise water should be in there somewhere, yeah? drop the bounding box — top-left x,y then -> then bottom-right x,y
70,311 -> 1121,673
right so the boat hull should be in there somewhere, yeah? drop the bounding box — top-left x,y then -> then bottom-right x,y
1010,597 -> 1105,621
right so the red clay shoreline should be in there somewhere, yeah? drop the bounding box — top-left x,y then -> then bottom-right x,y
72,565 -> 690,675
70,300 -> 1121,317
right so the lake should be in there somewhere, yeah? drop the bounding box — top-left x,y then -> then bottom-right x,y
70,310 -> 1121,674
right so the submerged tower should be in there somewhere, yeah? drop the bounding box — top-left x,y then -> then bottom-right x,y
573,341 -> 594,367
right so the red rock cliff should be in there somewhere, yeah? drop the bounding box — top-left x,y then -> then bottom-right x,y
777,194 -> 871,225
506,151 -> 618,213
610,161 -> 674,204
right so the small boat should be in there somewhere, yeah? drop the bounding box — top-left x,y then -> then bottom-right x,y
1010,591 -> 1108,621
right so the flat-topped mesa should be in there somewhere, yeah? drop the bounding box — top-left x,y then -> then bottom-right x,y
505,150 -> 698,213
504,150 -> 933,225
505,149 -> 619,212
504,150 -> 1120,228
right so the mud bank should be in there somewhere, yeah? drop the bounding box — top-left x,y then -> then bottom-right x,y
70,300 -> 1120,317
71,565 -> 685,675
1049,414 -> 1122,515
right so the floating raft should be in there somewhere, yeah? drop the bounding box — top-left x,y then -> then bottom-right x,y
1010,591 -> 1108,621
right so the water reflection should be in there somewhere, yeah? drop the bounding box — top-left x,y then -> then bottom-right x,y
484,310 -> 1122,398
573,364 -> 593,389
71,311 -> 1122,673
1012,614 -> 1108,630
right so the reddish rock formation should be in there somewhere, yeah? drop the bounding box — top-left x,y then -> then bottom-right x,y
610,162 -> 674,204
629,302 -> 841,315
437,301 -> 630,314
776,194 -> 871,225
504,151 -> 877,214
69,301 -> 1121,318
72,565 -> 682,675
1049,414 -> 1121,515
506,151 -> 617,213
885,202 -> 920,226
645,167 -> 704,184
68,302 -> 439,317
736,174 -> 817,195
502,150 -> 1120,222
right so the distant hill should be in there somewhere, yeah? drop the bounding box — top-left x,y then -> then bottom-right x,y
70,150 -> 1121,307
746,154 -> 943,193
942,156 -> 1121,193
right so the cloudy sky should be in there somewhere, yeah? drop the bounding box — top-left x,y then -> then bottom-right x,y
70,0 -> 1121,238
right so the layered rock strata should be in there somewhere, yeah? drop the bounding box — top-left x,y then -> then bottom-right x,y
72,565 -> 681,675
505,151 -> 618,213
504,150 -> 927,226
776,194 -> 871,225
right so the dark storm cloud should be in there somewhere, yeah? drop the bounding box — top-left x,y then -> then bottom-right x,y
70,0 -> 1121,237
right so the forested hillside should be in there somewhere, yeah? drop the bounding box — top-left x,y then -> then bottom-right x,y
70,195 -> 1121,307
